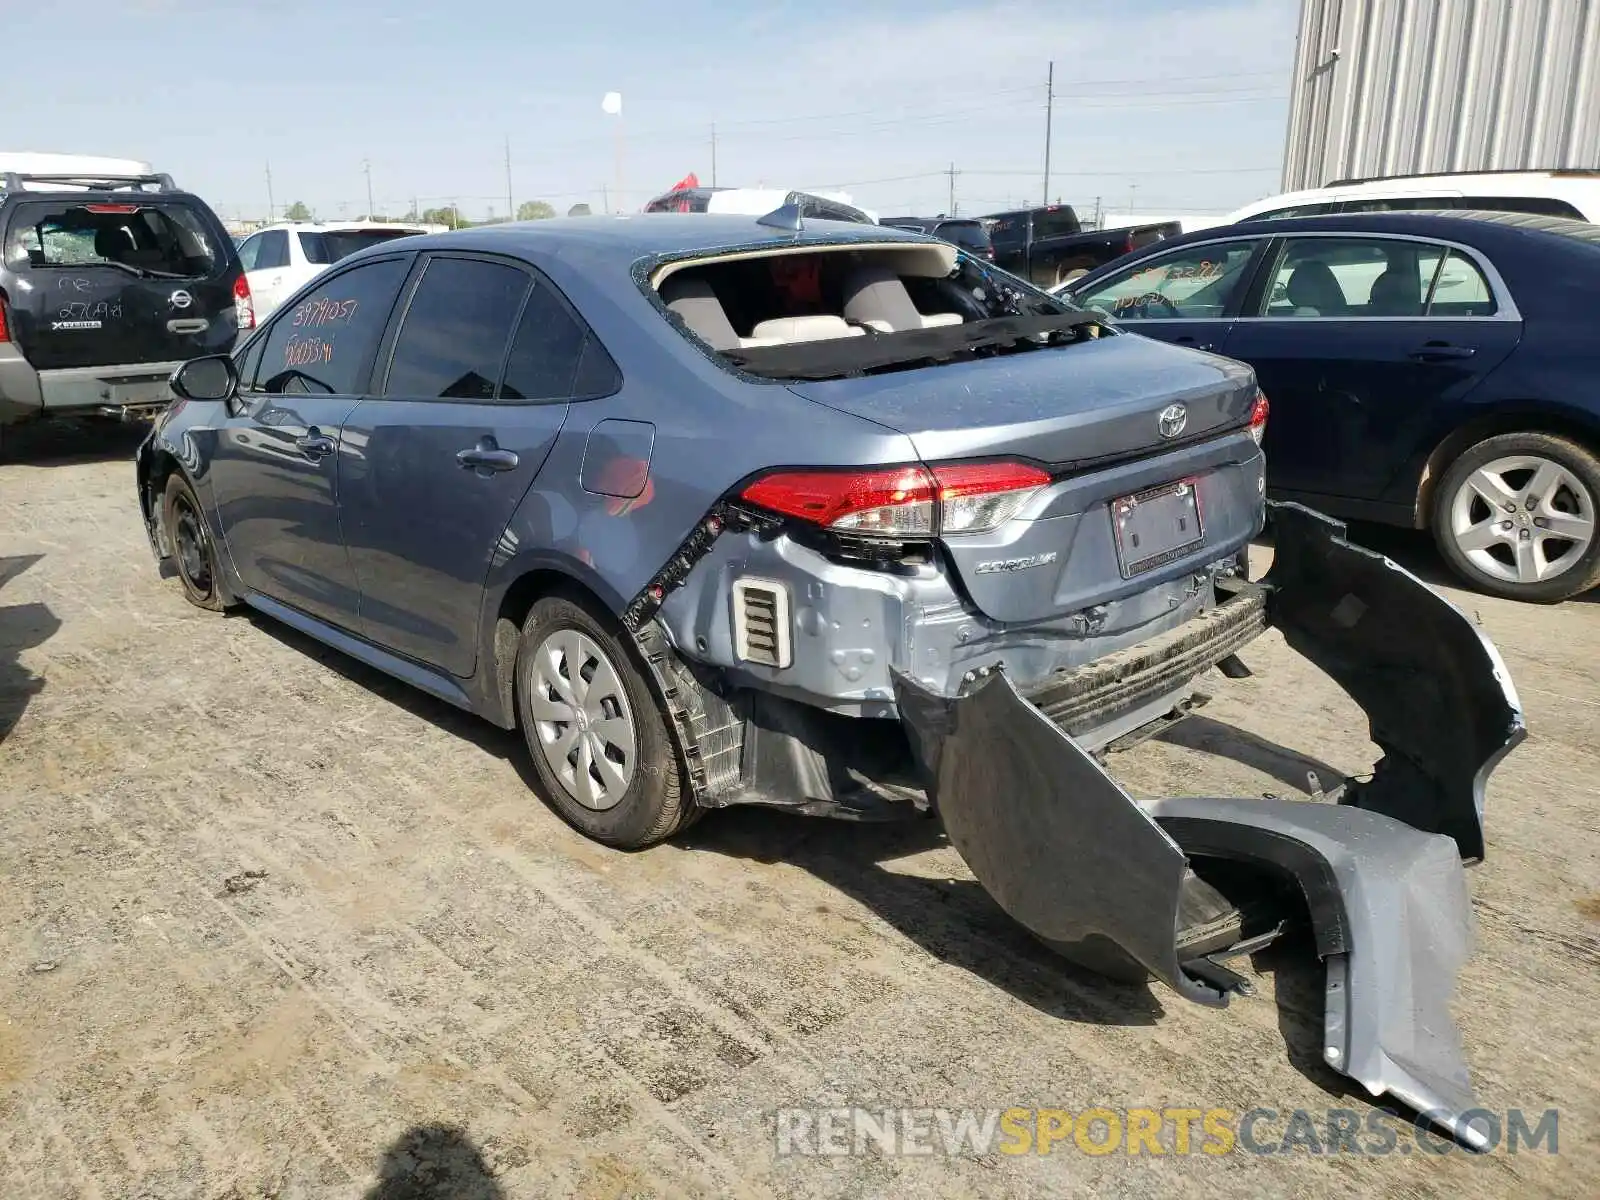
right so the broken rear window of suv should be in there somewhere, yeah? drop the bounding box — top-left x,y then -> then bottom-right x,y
652,241 -> 1097,382
3,200 -> 221,278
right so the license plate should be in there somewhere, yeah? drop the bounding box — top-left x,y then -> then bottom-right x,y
1111,479 -> 1204,578
107,379 -> 173,407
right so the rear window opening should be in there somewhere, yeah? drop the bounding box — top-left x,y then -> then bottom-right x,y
3,200 -> 220,278
298,228 -> 422,265
651,243 -> 1093,381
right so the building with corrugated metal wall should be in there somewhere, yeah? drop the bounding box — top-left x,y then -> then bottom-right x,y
1282,0 -> 1600,191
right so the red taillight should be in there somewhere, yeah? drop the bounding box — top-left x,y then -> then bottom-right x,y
233,273 -> 255,331
1247,389 -> 1269,445
740,460 -> 1051,538
84,203 -> 140,214
0,295 -> 9,343
1123,232 -> 1135,254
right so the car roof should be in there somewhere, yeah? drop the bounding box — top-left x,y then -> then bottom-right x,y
1228,170 -> 1600,221
1068,209 -> 1600,291
378,212 -> 939,266
1115,208 -> 1600,248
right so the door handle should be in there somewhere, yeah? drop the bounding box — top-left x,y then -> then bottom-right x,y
1409,342 -> 1477,360
294,429 -> 336,459
456,442 -> 520,473
1174,336 -> 1217,352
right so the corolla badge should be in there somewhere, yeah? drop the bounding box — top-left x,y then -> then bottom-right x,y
1157,403 -> 1187,439
169,289 -> 193,309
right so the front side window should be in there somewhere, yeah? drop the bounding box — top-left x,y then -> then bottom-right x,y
383,257 -> 530,399
256,257 -> 409,395
1254,237 -> 1497,318
1074,240 -> 1261,319
1243,202 -> 1335,221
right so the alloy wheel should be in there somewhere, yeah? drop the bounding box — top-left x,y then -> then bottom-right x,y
527,628 -> 638,811
1448,454 -> 1596,586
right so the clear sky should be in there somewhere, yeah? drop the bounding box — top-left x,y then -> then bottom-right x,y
13,0 -> 1300,223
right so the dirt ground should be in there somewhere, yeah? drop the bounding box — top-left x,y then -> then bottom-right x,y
2,421 -> 1596,1199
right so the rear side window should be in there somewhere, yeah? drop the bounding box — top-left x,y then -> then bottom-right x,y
1032,208 -> 1080,239
1339,196 -> 1452,213
499,283 -> 590,402
256,257 -> 409,395
935,221 -> 992,253
1458,195 -> 1584,219
383,257 -> 530,399
254,230 -> 289,270
3,200 -> 222,277
301,228 -> 420,265
1244,203 -> 1335,221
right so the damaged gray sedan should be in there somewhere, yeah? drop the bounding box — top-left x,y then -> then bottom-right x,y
136,209 -> 1524,1150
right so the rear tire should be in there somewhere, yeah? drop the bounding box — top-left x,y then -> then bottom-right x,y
162,471 -> 229,612
1432,431 -> 1600,603
514,595 -> 696,849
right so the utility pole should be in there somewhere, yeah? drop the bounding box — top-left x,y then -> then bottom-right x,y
1129,183 -> 1138,216
265,162 -> 275,222
947,162 -> 958,215
362,159 -> 374,219
602,183 -> 610,214
1043,60 -> 1054,207
711,122 -> 718,187
504,135 -> 514,221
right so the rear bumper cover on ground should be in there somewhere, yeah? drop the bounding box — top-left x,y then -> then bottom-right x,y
893,502 -> 1526,1151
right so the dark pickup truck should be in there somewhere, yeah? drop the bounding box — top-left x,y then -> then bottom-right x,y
985,204 -> 1182,289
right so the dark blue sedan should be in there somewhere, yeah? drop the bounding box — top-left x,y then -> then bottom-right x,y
1064,211 -> 1600,602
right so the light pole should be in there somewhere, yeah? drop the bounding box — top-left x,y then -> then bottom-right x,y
602,91 -> 623,211
362,159 -> 374,219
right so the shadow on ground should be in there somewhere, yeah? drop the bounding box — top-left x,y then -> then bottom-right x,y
362,1124 -> 504,1199
1154,713 -> 1346,795
0,417 -> 151,466
242,604 -> 1365,1087
0,554 -> 58,743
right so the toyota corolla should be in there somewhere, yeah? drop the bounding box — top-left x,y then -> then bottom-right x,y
136,209 -> 1524,1148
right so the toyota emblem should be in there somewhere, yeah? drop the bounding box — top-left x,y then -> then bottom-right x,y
169,289 -> 193,310
1157,403 -> 1188,440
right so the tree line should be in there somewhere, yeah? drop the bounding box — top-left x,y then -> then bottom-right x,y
278,199 -> 591,227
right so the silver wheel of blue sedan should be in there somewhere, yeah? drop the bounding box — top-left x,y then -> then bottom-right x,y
1448,454 -> 1596,587
528,629 -> 638,811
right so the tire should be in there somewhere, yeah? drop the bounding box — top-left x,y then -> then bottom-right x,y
162,472 -> 229,611
1432,431 -> 1600,603
514,594 -> 696,849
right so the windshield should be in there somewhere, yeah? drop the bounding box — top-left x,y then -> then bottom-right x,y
4,199 -> 221,276
298,228 -> 421,264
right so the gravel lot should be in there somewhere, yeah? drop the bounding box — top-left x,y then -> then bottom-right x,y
2,421 -> 1596,1198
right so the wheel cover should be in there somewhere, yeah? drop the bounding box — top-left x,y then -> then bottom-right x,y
1449,454 -> 1596,586
527,629 -> 638,811
172,493 -> 213,595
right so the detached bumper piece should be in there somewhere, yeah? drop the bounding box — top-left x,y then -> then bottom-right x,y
892,503 -> 1525,1153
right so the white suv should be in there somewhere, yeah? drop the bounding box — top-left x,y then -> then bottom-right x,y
235,221 -> 430,319
1226,169 -> 1600,224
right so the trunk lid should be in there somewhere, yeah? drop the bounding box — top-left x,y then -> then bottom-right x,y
789,334 -> 1264,623
2,196 -> 241,369
786,332 -> 1255,467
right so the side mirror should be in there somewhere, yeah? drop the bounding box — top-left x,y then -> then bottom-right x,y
170,355 -> 238,403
